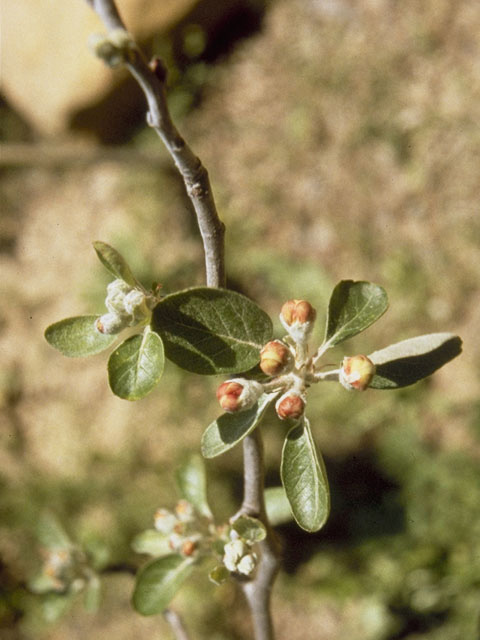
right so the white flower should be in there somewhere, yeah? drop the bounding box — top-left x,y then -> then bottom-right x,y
154,508 -> 177,535
223,539 -> 247,572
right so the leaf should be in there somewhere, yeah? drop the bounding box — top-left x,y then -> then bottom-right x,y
209,565 -> 229,585
264,487 -> 294,526
201,393 -> 276,458
152,287 -> 273,374
132,554 -> 194,616
45,316 -> 117,357
281,418 -> 330,532
231,516 -> 266,543
83,575 -> 101,612
36,512 -> 72,550
323,280 -> 388,348
108,328 -> 164,400
93,241 -> 137,287
41,593 -> 75,623
369,332 -> 462,389
175,454 -> 213,519
131,530 -> 172,558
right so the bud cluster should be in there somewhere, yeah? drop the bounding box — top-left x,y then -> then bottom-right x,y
222,531 -> 257,577
96,279 -> 154,335
41,548 -> 72,591
154,500 -> 202,557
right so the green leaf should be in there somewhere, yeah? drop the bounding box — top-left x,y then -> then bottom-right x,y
132,554 -> 194,616
45,316 -> 117,357
41,593 -> 75,623
264,487 -> 294,526
83,575 -> 101,612
36,512 -> 72,550
93,241 -> 137,287
232,516 -> 266,543
201,393 -> 276,458
108,328 -> 164,400
131,530 -> 171,558
281,418 -> 330,532
28,572 -> 63,594
209,565 -> 229,585
323,280 -> 388,349
369,332 -> 462,389
176,454 -> 213,519
152,287 -> 273,374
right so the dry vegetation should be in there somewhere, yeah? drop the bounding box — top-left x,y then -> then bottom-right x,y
1,0 -> 479,638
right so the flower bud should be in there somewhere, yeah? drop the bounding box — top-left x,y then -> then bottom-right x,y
105,279 -> 131,316
181,540 -> 197,557
154,508 -> 177,535
259,340 -> 293,376
280,299 -> 316,344
236,553 -> 257,576
175,500 -> 195,523
275,390 -> 305,421
95,313 -> 126,335
124,289 -> 148,319
216,379 -> 263,413
223,539 -> 247,572
339,355 -> 376,391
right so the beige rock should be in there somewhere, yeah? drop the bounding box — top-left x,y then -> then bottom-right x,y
1,0 -> 198,136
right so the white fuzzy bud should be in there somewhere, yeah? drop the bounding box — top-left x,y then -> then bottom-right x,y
236,553 -> 257,576
105,279 -> 131,316
154,508 -> 177,535
96,313 -> 127,335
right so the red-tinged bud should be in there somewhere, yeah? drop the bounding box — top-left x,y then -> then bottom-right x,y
339,355 -> 376,391
280,299 -> 316,326
280,299 -> 316,345
275,390 -> 305,420
260,340 -> 293,376
181,540 -> 197,557
216,378 -> 263,413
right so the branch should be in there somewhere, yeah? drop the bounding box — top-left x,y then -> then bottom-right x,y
236,430 -> 280,640
85,0 -> 225,288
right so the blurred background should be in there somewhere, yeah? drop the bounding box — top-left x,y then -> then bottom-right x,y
1,0 -> 479,638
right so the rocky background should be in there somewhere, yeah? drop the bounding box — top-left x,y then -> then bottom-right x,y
1,1 -> 479,639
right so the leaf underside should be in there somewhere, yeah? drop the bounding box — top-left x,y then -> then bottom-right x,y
281,418 -> 330,532
44,315 -> 117,357
108,330 -> 164,400
369,332 -> 462,389
201,393 -> 276,458
152,287 -> 273,374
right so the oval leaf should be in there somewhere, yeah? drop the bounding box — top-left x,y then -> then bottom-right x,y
176,454 -> 213,519
369,332 -> 462,389
264,487 -> 294,527
93,241 -> 137,287
232,516 -> 266,543
108,328 -> 164,400
36,512 -> 72,549
201,393 -> 276,458
281,418 -> 330,532
132,554 -> 194,616
323,280 -> 388,349
131,530 -> 171,558
45,315 -> 117,357
152,287 -> 273,374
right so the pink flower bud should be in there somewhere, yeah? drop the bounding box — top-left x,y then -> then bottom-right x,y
280,299 -> 316,326
260,340 -> 293,376
339,355 -> 376,391
279,299 -> 316,344
216,379 -> 263,413
275,390 -> 305,420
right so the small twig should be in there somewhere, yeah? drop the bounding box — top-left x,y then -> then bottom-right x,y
164,608 -> 192,640
236,429 -> 280,640
85,0 -> 225,288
